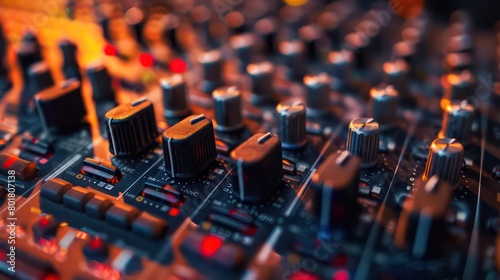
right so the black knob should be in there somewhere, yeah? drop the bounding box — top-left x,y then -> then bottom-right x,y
423,138 -> 464,187
163,14 -> 181,52
254,17 -> 277,54
59,39 -> 80,81
230,132 -> 283,202
439,101 -> 474,145
327,50 -> 352,91
394,175 -> 451,258
346,118 -> 380,168
276,100 -> 307,149
198,50 -> 223,93
162,114 -> 217,178
160,74 -> 190,118
383,59 -> 414,106
229,33 -> 256,73
212,86 -> 244,132
279,40 -> 307,82
304,73 -> 331,116
16,42 -> 42,83
370,84 -> 399,131
247,61 -> 275,105
35,78 -> 86,133
87,61 -> 116,103
27,61 -> 54,96
311,151 -> 361,233
105,97 -> 158,157
443,70 -> 476,102
298,24 -> 322,61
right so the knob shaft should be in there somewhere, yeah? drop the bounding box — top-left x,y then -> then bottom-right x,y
105,98 -> 158,157
87,61 -> 116,103
311,151 -> 361,232
212,86 -> 244,132
370,84 -> 399,131
276,100 -> 307,149
346,118 -> 380,168
247,61 -> 275,104
439,101 -> 474,145
160,74 -> 190,118
394,176 -> 451,258
304,73 -> 331,116
162,114 -> 217,178
35,78 -> 86,133
423,138 -> 464,187
230,133 -> 283,202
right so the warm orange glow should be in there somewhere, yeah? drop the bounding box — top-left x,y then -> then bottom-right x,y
284,0 -> 309,7
389,0 -> 425,19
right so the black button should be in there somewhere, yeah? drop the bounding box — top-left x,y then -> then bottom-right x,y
85,195 -> 113,219
131,213 -> 167,239
208,213 -> 256,235
83,237 -> 109,262
62,187 -> 95,212
81,158 -> 122,184
105,204 -> 140,229
32,216 -> 59,239
40,178 -> 73,203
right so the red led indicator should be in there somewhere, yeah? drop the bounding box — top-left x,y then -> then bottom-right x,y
39,216 -> 50,227
200,235 -> 223,257
43,273 -> 60,280
169,58 -> 187,73
89,237 -> 103,249
168,208 -> 180,216
2,156 -> 16,169
103,44 -> 117,56
333,270 -> 349,280
139,53 -> 155,67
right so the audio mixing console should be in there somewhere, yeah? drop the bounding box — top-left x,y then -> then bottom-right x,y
0,0 -> 499,279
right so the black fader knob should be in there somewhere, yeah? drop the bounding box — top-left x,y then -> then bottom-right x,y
16,42 -> 42,82
369,84 -> 399,131
346,118 -> 380,168
160,74 -> 190,118
439,101 -> 474,145
35,78 -> 86,133
59,39 -> 80,80
105,97 -> 158,157
230,132 -> 284,202
304,73 -> 331,117
394,176 -> 451,258
212,86 -> 244,132
87,61 -> 116,103
311,151 -> 361,233
162,114 -> 217,178
276,100 -> 307,149
198,49 -> 224,94
422,138 -> 464,188
27,61 -> 54,96
247,61 -> 275,105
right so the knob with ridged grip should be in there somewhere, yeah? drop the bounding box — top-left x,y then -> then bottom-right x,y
105,97 -> 158,157
247,61 -> 275,105
162,114 -> 217,178
160,74 -> 190,119
276,100 -> 307,149
423,138 -> 464,187
87,61 -> 116,103
439,101 -> 474,145
346,118 -> 380,168
304,73 -> 331,117
370,84 -> 399,131
230,133 -> 283,202
197,50 -> 223,94
212,86 -> 244,132
311,151 -> 361,233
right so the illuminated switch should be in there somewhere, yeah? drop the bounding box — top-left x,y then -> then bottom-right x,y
32,216 -> 59,240
81,158 -> 122,184
83,237 -> 109,262
0,153 -> 37,181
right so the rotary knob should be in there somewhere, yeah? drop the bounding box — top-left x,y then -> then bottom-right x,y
198,50 -> 223,94
160,74 -> 190,119
346,118 -> 380,168
439,101 -> 474,145
304,73 -> 331,117
370,84 -> 399,131
422,138 -> 464,187
230,133 -> 283,202
35,78 -> 86,133
311,151 -> 361,233
383,59 -> 413,106
394,175 -> 451,258
59,39 -> 80,81
105,97 -> 158,157
87,61 -> 116,103
247,61 -> 275,105
276,100 -> 307,149
443,70 -> 476,102
212,86 -> 244,132
279,40 -> 307,82
27,61 -> 54,96
162,114 -> 217,178
229,33 -> 256,73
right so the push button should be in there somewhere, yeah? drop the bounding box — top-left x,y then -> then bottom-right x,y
85,195 -> 113,219
105,204 -> 140,230
41,178 -> 73,203
32,216 -> 59,239
62,187 -> 95,212
131,212 -> 167,239
83,236 -> 109,262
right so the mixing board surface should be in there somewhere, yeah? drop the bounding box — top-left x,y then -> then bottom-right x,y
0,0 -> 499,279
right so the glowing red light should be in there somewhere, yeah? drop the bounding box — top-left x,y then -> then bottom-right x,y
89,237 -> 103,250
333,270 -> 349,280
290,272 -> 319,280
2,156 -> 16,169
103,44 -> 117,56
39,216 -> 50,227
43,273 -> 60,280
168,208 -> 180,216
200,235 -> 223,257
169,58 -> 187,73
139,53 -> 155,67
